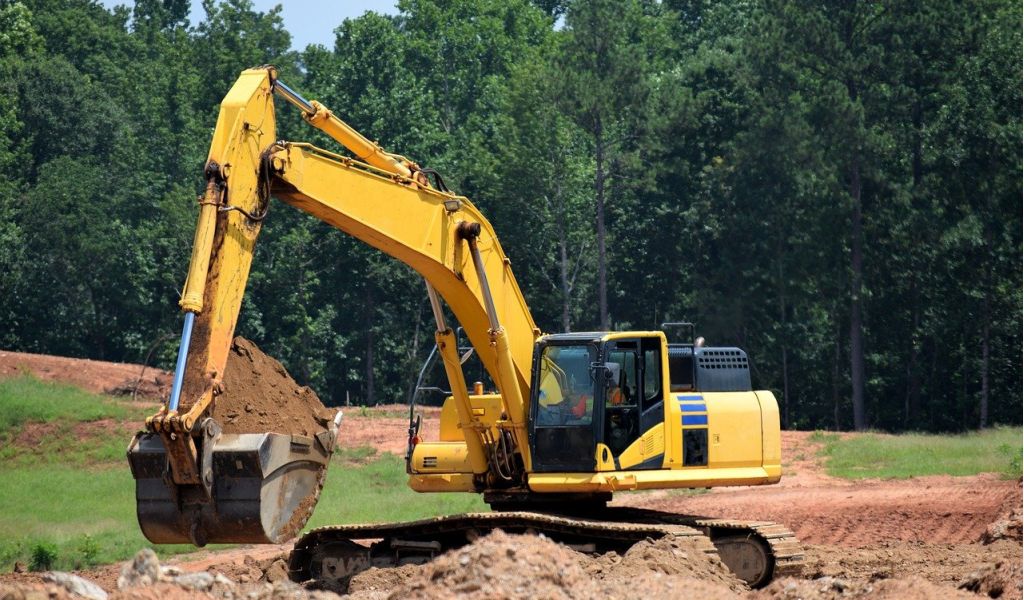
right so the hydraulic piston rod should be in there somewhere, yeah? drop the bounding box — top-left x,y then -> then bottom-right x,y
272,78 -> 416,180
167,312 -> 195,412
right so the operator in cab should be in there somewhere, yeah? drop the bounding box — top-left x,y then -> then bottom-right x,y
537,348 -> 594,425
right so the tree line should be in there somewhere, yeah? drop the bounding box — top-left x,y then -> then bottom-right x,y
0,0 -> 1019,431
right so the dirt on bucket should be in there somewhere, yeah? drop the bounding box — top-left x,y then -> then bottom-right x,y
209,337 -> 336,437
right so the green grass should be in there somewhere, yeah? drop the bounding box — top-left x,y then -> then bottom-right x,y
0,376 -> 484,570
0,451 -> 484,572
0,420 -> 142,467
0,375 -> 148,467
0,375 -> 140,431
0,466 -> 204,571
813,426 -> 1023,479
308,450 -> 487,528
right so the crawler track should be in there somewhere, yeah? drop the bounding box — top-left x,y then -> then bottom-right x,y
288,508 -> 803,588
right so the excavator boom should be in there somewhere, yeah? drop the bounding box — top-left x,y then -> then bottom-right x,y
129,66 -> 540,544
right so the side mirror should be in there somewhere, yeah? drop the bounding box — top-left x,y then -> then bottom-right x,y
590,362 -> 621,383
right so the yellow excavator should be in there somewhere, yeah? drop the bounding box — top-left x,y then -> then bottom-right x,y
127,66 -> 803,588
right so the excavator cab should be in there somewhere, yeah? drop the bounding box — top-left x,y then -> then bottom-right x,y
527,333 -> 668,474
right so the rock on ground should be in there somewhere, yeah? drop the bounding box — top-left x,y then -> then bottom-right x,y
42,573 -> 107,600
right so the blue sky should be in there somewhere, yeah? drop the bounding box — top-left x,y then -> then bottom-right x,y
97,1 -> 399,50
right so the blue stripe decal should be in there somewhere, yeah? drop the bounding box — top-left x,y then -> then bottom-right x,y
675,394 -> 703,402
679,403 -> 707,412
681,414 -> 709,426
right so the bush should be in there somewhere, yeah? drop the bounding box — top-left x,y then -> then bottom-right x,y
29,542 -> 57,571
78,535 -> 100,566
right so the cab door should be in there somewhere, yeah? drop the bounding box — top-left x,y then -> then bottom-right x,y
528,342 -> 598,472
601,337 -> 666,470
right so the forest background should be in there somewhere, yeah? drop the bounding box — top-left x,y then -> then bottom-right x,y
0,0 -> 1019,432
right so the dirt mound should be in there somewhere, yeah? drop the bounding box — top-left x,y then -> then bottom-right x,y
958,559 -> 1023,600
365,530 -> 743,600
210,337 -> 336,437
756,575 -> 979,599
803,539 -> 1022,590
983,479 -> 1023,545
585,535 -> 744,591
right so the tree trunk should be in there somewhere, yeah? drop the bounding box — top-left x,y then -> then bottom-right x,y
405,302 -> 423,405
904,303 -> 920,427
905,98 -> 923,427
365,283 -> 375,406
559,233 -> 571,333
833,319 -> 842,430
776,256 -> 790,429
849,156 -> 867,431
979,228 -> 993,429
594,113 -> 609,330
980,293 -> 990,429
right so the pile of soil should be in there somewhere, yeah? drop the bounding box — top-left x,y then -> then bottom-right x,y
210,337 -> 336,437
801,540 -> 1022,588
754,576 -> 980,599
348,530 -> 744,600
4,532 -> 1020,600
957,558 -> 1023,600
983,479 -> 1023,545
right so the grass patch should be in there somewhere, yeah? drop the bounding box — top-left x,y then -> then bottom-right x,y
0,448 -> 485,570
334,445 -> 381,465
0,375 -> 149,467
0,466 -> 204,571
816,426 -> 1023,479
0,375 -> 141,432
0,376 -> 483,570
307,451 -> 486,529
0,421 -> 142,468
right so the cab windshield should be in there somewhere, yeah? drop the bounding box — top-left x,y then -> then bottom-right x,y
536,344 -> 595,426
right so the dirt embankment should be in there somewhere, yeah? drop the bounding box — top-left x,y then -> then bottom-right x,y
0,350 -> 171,400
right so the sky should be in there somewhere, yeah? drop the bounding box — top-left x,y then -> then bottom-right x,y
98,1 -> 399,50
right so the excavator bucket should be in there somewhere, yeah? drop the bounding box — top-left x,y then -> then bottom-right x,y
127,417 -> 338,545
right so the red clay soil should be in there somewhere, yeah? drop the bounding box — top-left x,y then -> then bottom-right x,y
629,473 -> 1019,547
337,404 -> 441,455
0,349 -> 171,400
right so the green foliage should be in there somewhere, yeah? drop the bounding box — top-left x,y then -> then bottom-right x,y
29,542 -> 56,572
815,427 -> 1023,479
0,0 -> 1018,432
77,534 -> 100,566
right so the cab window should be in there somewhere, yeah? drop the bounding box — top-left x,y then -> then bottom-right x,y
642,340 -> 663,410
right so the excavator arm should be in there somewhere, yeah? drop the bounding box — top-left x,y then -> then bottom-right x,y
129,67 -> 540,545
